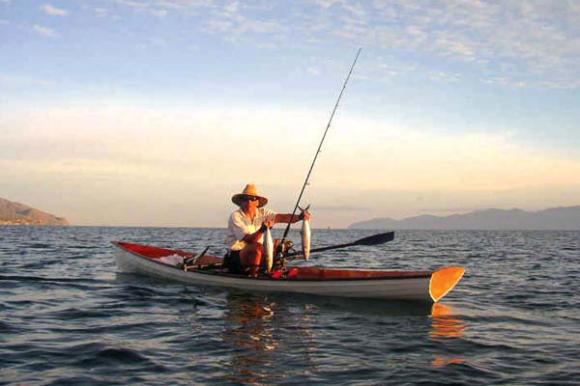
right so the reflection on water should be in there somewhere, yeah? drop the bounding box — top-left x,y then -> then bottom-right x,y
431,356 -> 465,368
221,294 -> 315,384
220,294 -> 467,382
430,303 -> 465,339
222,295 -> 276,384
430,303 -> 466,368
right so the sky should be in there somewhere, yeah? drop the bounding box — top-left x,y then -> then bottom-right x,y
1,0 -> 580,228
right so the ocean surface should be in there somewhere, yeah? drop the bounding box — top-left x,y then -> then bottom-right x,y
1,226 -> 578,385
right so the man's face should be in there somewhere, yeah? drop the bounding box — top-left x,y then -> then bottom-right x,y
241,196 -> 259,211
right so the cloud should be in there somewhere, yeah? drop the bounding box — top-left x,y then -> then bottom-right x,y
307,66 -> 320,76
358,1 -> 580,88
32,24 -> 57,37
2,102 -> 580,226
136,0 -> 578,89
149,8 -> 167,17
311,0 -> 342,9
203,2 -> 286,41
114,0 -> 148,9
113,0 -> 213,18
41,4 -> 68,16
3,102 -> 580,192
94,7 -> 109,17
111,0 -> 580,79
118,0 -> 214,8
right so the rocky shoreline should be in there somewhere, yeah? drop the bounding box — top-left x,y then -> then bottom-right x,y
0,197 -> 69,226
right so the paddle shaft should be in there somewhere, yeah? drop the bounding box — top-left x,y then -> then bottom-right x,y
286,231 -> 394,258
279,48 -> 362,251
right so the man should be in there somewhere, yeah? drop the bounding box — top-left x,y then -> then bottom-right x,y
225,184 -> 311,277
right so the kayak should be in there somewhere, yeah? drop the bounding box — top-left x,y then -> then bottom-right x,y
112,241 -> 465,303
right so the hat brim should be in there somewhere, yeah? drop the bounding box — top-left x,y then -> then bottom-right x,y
232,194 -> 268,208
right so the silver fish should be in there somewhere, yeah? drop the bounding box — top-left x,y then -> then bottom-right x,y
299,205 -> 311,260
263,226 -> 274,272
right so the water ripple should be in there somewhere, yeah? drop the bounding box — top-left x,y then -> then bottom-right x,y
0,227 -> 579,385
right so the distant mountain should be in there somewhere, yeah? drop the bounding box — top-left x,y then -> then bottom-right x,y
349,206 -> 580,230
0,197 -> 69,226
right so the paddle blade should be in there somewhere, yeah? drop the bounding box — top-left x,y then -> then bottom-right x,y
354,231 -> 395,246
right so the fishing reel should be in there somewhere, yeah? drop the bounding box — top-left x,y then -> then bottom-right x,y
279,239 -> 295,255
273,239 -> 296,270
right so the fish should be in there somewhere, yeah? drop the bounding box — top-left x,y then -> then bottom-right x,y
299,205 -> 311,260
263,226 -> 274,272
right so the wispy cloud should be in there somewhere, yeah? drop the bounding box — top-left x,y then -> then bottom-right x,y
14,1 -> 580,89
114,0 -> 148,9
203,2 -> 286,42
114,0 -> 213,17
311,0 -> 341,9
340,1 -> 580,88
41,4 -> 68,16
149,8 -> 167,17
116,0 -> 214,9
94,7 -> 109,17
33,24 -> 57,37
127,0 -> 577,89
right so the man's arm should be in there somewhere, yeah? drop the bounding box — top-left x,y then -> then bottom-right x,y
231,214 -> 269,244
274,212 -> 308,224
241,224 -> 269,243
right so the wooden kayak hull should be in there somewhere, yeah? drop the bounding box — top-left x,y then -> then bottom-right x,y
112,241 -> 464,303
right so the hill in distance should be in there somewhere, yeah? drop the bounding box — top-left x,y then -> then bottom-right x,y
349,206 -> 580,230
0,197 -> 69,226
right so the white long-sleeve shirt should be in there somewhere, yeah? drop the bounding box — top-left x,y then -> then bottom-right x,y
225,208 -> 276,251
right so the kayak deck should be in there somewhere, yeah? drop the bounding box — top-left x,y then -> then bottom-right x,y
113,241 -> 432,280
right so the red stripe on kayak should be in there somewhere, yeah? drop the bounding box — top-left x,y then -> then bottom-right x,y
294,267 -> 431,280
114,241 -> 193,259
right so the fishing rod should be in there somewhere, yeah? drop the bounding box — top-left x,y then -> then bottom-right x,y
278,48 -> 362,255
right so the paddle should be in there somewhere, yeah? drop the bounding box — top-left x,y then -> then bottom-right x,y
285,231 -> 395,259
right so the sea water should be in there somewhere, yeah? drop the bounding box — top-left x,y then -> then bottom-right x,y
1,226 -> 578,385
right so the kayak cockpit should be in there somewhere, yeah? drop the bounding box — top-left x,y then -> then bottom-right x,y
114,241 -> 440,281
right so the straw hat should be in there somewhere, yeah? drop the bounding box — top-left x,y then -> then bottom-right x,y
231,184 -> 268,208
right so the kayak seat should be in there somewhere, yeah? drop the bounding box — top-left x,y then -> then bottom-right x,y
193,263 -> 223,271
195,255 -> 223,267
